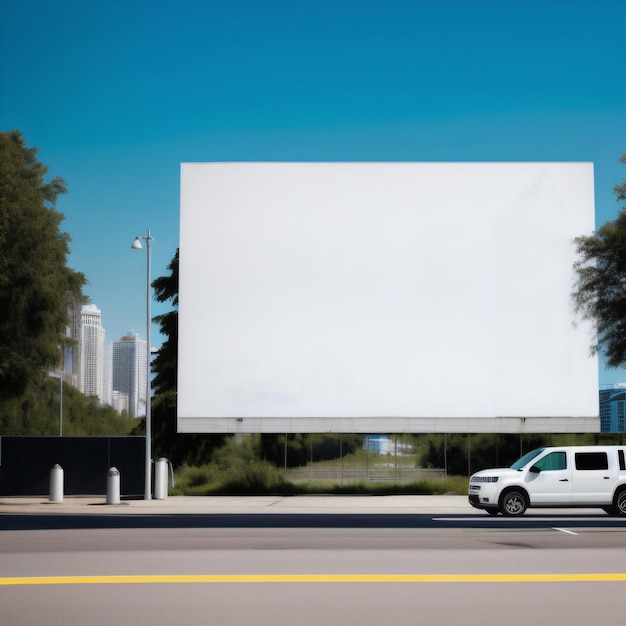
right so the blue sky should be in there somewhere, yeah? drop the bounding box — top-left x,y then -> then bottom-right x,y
1,0 -> 625,385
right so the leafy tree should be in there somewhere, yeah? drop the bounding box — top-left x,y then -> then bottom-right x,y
260,433 -> 362,467
0,131 -> 86,397
143,248 -> 226,466
151,249 -> 178,397
415,433 -> 550,475
573,154 -> 626,367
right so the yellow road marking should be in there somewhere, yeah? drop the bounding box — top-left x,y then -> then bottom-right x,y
1,573 -> 626,586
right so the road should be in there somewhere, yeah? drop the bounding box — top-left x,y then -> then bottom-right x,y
1,508 -> 626,625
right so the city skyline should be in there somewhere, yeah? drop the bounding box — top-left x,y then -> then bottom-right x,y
55,298 -> 147,416
70,302 -> 150,416
2,0 -> 625,384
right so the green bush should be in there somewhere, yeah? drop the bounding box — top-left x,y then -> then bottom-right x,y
217,460 -> 286,494
184,466 -> 213,488
171,436 -> 290,495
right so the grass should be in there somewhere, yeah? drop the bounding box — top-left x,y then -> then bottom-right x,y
171,463 -> 468,496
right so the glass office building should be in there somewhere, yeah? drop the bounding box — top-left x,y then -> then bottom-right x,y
112,333 -> 146,418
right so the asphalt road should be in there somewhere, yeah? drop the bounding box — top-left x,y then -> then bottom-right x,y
1,510 -> 626,531
1,508 -> 626,625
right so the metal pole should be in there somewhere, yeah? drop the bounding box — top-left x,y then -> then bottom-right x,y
132,229 -> 153,501
145,229 -> 152,501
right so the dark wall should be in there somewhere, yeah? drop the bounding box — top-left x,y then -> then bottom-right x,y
0,437 -> 145,496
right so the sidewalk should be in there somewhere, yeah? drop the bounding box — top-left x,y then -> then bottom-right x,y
0,495 -> 476,516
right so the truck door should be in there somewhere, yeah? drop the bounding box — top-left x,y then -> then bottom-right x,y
525,450 -> 572,504
572,451 -> 617,504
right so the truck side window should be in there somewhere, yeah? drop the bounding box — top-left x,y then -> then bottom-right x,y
534,451 -> 566,471
620,450 -> 626,471
575,452 -> 608,470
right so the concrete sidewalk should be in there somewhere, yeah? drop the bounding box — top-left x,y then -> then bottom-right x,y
0,495 -> 477,516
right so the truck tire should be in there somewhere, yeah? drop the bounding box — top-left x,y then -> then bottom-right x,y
499,489 -> 528,516
615,489 -> 626,516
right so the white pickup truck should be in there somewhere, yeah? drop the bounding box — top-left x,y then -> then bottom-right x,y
468,446 -> 626,516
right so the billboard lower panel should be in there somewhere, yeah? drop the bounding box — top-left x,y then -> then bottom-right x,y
178,416 -> 600,435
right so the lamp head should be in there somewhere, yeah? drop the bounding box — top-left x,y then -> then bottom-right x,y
131,237 -> 143,250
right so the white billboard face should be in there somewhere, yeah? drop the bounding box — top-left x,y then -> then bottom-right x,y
178,163 -> 598,433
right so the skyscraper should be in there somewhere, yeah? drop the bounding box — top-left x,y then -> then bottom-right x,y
77,303 -> 105,402
112,333 -> 147,418
103,341 -> 112,406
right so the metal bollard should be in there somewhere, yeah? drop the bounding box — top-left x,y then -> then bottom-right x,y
106,467 -> 120,505
49,464 -> 64,503
154,458 -> 169,500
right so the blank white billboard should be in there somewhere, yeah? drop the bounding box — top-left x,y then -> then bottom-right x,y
178,163 -> 598,433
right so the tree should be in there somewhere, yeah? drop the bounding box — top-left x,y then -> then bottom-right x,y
0,376 -> 136,436
416,433 -> 550,475
145,248 -> 226,466
151,249 -> 178,398
573,154 -> 626,367
0,131 -> 86,397
260,433 -> 363,467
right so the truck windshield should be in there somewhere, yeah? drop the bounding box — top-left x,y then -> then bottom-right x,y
510,448 -> 545,470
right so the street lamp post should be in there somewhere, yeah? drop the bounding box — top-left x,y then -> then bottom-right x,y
132,228 -> 153,500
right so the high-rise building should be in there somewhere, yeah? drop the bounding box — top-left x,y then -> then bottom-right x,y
599,384 -> 626,432
112,333 -> 147,418
103,342 -> 113,406
111,390 -> 129,415
57,299 -> 81,389
77,304 -> 105,402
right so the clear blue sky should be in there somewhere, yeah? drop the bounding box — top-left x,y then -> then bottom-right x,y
1,0 -> 625,384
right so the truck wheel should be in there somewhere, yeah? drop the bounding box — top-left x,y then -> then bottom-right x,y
615,490 -> 626,516
500,490 -> 527,516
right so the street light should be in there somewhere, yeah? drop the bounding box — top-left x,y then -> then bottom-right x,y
132,228 -> 153,500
